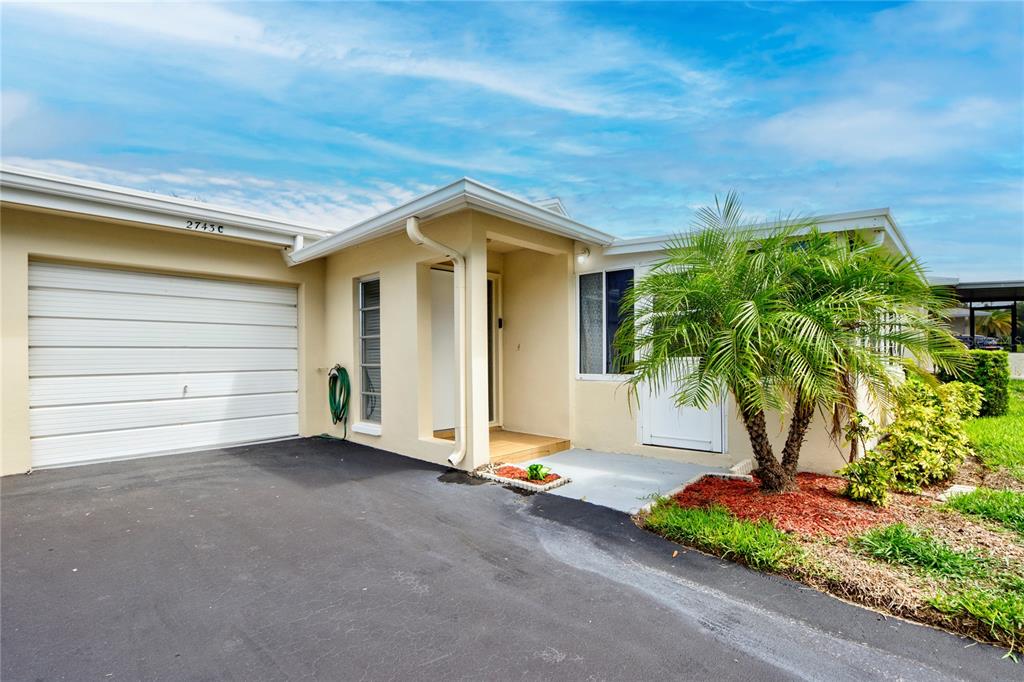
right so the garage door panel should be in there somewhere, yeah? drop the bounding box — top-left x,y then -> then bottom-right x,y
30,348 -> 298,376
30,371 -> 299,407
31,393 -> 298,437
29,289 -> 296,326
28,263 -> 300,468
29,318 -> 298,348
29,261 -> 297,305
30,414 -> 299,469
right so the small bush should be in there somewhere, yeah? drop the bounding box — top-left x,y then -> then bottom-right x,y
644,501 -> 802,571
852,523 -> 989,580
944,488 -> 1024,536
837,454 -> 893,506
839,378 -> 982,503
942,350 -> 1010,417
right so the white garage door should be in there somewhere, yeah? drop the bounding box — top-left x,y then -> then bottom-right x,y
28,262 -> 299,468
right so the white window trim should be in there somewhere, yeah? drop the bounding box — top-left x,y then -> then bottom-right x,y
352,422 -> 382,437
575,267 -> 636,381
359,275 -> 382,426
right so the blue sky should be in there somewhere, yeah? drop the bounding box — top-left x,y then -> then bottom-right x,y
2,1 -> 1021,279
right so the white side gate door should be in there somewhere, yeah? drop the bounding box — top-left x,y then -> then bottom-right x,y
639,361 -> 726,452
633,261 -> 726,453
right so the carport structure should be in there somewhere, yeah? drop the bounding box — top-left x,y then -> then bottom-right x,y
946,279 -> 1023,350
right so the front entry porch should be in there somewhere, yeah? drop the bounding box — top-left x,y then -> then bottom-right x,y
435,427 -> 570,464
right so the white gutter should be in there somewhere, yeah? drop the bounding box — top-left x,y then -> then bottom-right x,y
405,216 -> 468,468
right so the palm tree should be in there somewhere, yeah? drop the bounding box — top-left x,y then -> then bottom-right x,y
614,193 -> 967,492
978,309 -> 1011,339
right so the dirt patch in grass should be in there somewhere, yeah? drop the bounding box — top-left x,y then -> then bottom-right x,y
948,456 -> 1024,494
673,473 -> 899,539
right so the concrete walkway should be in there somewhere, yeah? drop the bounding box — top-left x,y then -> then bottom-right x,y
523,448 -> 729,513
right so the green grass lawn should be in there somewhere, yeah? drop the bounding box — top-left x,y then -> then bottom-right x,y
643,501 -> 803,571
966,379 -> 1024,481
944,488 -> 1024,536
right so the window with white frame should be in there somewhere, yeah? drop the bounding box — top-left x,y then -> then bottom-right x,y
359,277 -> 381,423
579,268 -> 634,375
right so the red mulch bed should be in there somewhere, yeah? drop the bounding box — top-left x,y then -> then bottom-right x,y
673,473 -> 898,539
494,465 -> 561,487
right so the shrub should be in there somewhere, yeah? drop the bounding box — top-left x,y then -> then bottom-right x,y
942,350 -> 1010,417
838,378 -> 981,503
643,501 -> 802,572
837,454 -> 893,506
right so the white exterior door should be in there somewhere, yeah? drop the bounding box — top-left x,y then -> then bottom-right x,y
639,360 -> 726,453
27,262 -> 299,468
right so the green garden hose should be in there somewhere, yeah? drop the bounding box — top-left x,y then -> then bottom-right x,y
328,364 -> 351,438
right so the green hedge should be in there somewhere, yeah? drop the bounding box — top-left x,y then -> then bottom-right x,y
944,350 -> 1011,417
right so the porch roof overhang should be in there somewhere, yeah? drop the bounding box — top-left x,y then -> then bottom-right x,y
0,166 -> 333,248
287,177 -> 616,265
944,279 -> 1024,303
601,208 -> 912,258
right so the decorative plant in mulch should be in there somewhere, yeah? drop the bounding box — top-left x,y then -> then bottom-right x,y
673,473 -> 904,539
645,472 -> 1024,655
494,464 -> 561,487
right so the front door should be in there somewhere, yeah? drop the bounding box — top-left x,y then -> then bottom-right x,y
430,268 -> 500,431
639,360 -> 726,453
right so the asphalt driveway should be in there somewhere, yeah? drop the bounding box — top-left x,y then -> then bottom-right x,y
1,437 -> 1013,681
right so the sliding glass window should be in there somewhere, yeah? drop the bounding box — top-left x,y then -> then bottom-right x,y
578,268 -> 634,375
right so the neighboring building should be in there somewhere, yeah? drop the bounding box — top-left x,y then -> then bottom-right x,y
1,167 -> 911,477
932,276 -> 1023,351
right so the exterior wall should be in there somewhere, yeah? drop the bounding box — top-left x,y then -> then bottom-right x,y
500,247 -> 573,438
568,241 -> 852,475
322,214 -> 470,467
1,206 -> 327,476
321,209 -> 575,470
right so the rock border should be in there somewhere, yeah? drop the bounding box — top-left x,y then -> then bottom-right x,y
476,469 -> 572,493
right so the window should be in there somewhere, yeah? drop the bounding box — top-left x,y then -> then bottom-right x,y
359,278 -> 381,423
579,268 -> 634,375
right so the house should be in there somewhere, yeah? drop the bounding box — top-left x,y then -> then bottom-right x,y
0,166 -> 911,477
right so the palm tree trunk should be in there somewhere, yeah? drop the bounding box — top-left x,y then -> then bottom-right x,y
740,409 -> 790,492
780,397 -> 815,479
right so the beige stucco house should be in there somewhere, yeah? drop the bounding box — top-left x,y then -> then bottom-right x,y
0,166 -> 912,478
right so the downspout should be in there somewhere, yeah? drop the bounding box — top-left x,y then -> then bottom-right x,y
405,216 -> 468,467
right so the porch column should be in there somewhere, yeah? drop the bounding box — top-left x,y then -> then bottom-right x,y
462,226 -> 491,470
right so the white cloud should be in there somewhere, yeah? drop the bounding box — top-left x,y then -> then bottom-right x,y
751,96 -> 1008,163
0,156 -> 425,229
9,1 -> 727,121
23,2 -> 302,59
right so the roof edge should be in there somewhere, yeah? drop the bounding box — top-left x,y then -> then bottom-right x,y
288,177 -> 615,264
0,166 -> 333,246
604,208 -> 910,257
